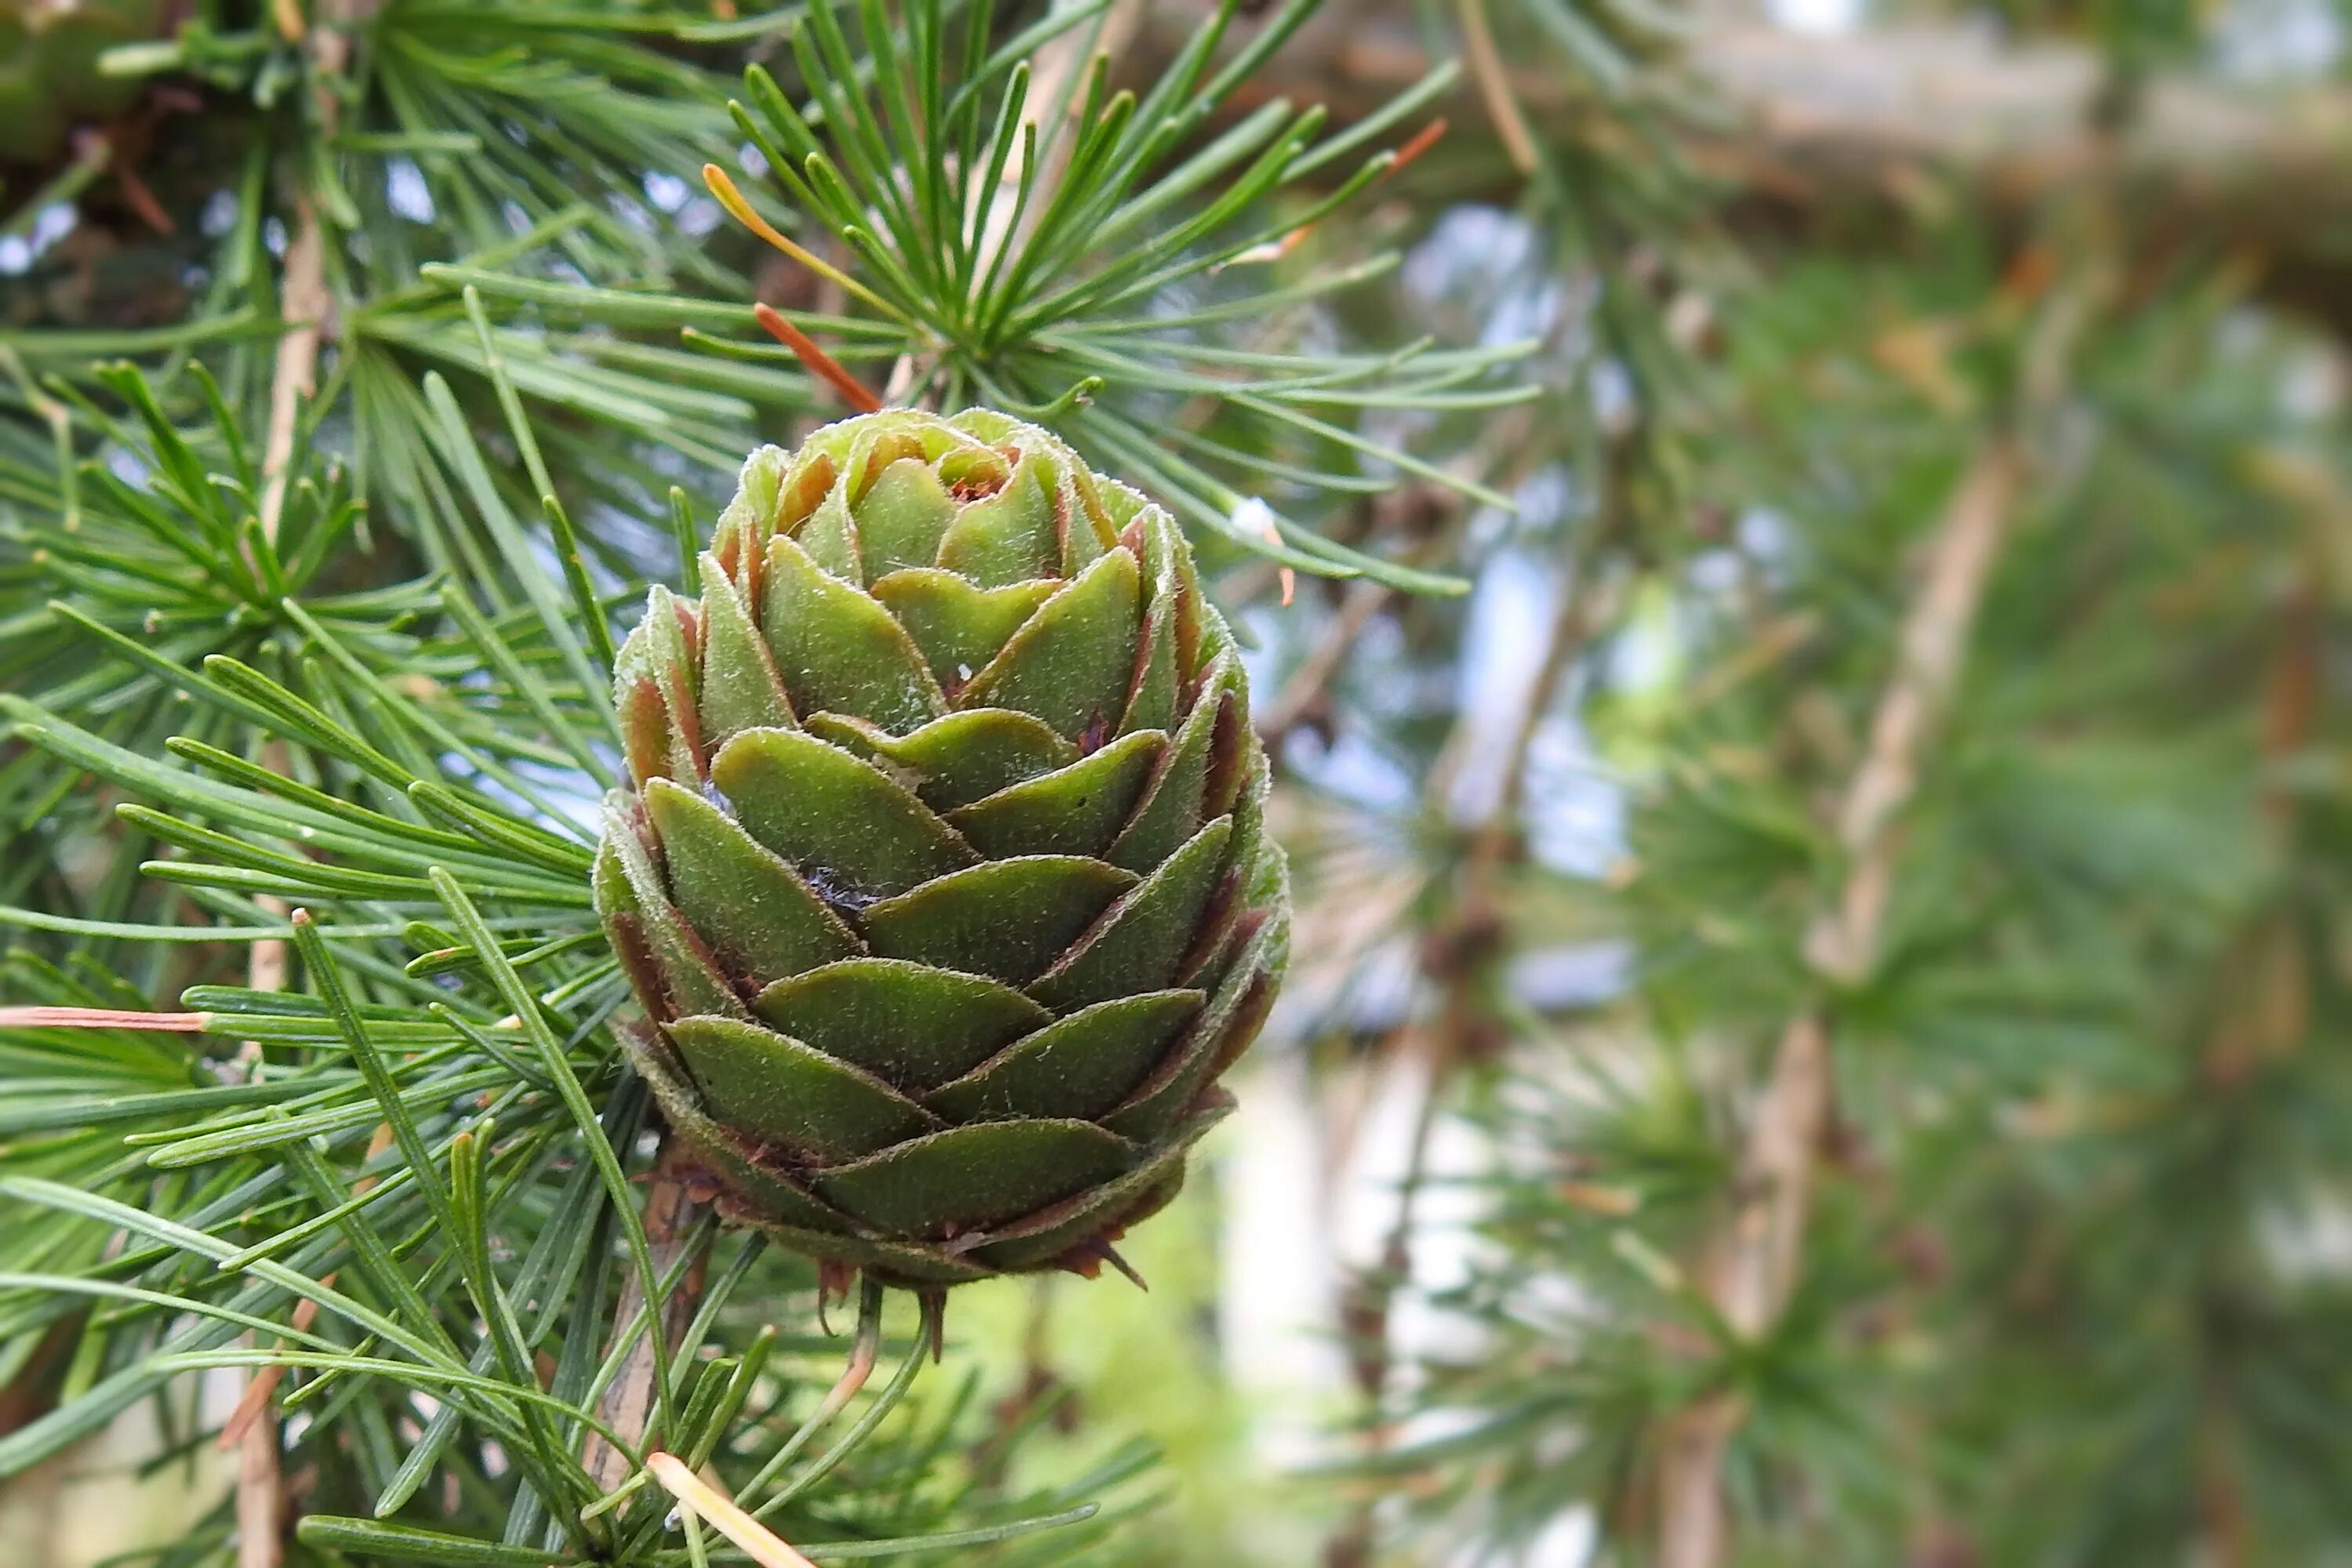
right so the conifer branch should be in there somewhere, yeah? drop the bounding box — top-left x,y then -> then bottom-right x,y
1327,448 -> 1628,1565
1657,434 -> 2025,1568
583,1145 -> 712,1494
0,2 -> 1516,1558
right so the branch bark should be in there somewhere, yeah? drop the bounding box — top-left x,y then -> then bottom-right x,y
1653,437 -> 2022,1568
234,12 -> 356,1563
582,1145 -> 712,1492
1122,2 -> 2352,310
1322,434 -> 1629,1566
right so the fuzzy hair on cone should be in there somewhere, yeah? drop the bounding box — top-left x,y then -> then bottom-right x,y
595,408 -> 1290,1287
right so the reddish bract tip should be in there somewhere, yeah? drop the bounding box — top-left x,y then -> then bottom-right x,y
753,303 -> 884,415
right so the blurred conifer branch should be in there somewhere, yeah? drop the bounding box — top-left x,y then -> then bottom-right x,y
1123,0 -> 2352,325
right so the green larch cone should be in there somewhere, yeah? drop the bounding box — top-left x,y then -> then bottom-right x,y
595,408 -> 1289,1287
0,0 -> 169,165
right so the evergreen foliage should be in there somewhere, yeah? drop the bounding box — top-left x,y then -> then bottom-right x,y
0,1 -> 1498,1560
3,0 -> 2347,1563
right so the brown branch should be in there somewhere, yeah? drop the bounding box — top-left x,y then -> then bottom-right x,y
1323,456 -> 1628,1566
1653,245 -> 2107,1562
234,1410 -> 284,1568
2185,472 -> 2332,1555
583,1145 -> 712,1492
1121,3 -> 2352,316
243,5 -> 349,998
1807,440 -> 2023,986
1256,485 -> 1466,743
256,9 -> 348,543
255,199 -> 328,544
1653,437 -> 2023,1568
234,13 -> 359,1564
1257,577 -> 1396,742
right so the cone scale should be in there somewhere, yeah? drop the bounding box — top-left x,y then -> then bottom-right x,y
596,409 -> 1289,1287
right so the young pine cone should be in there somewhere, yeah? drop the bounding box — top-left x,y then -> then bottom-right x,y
596,409 -> 1288,1287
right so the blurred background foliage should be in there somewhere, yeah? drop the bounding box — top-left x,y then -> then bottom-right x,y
5,0 -> 2351,1565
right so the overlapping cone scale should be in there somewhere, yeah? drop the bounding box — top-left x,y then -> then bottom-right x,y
595,408 -> 1289,1286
